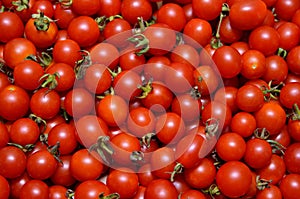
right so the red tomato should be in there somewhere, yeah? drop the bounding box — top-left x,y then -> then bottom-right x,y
71,0 -> 100,16
236,84 -> 265,112
144,179 -> 178,199
280,174 -> 300,199
98,0 -> 121,17
70,149 -> 104,181
0,175 -> 10,199
240,49 -> 266,79
229,0 -> 267,30
121,0 -> 152,25
0,122 -> 9,148
74,180 -> 110,199
19,180 -> 49,199
24,15 -> 58,49
284,143 -> 300,174
0,12 -> 24,43
274,0 -> 300,21
230,112 -> 257,138
0,85 -> 30,121
3,38 -> 36,69
106,168 -> 139,199
216,161 -> 252,198
192,0 -> 223,21
287,46 -> 300,75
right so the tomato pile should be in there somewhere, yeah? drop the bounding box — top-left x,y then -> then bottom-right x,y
0,0 -> 300,198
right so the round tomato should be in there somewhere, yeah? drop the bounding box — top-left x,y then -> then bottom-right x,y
144,179 -> 178,199
74,180 -> 110,199
19,180 -> 49,199
280,174 -> 300,199
0,11 -> 24,43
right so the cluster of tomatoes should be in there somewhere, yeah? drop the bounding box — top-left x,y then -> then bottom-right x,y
0,0 -> 300,198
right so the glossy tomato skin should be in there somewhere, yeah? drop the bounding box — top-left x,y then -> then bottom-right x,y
71,0 -> 100,16
106,168 -> 139,199
287,46 -> 300,75
53,3 -> 77,29
0,175 -> 10,199
24,18 -> 58,49
98,0 -> 121,17
50,155 -> 76,187
230,111 -> 257,138
276,22 -> 300,51
279,82 -> 300,109
67,16 -> 100,48
144,179 -> 178,199
13,60 -> 44,91
212,45 -> 242,79
0,85 -> 30,121
3,38 -> 36,69
248,26 -> 280,56
262,55 -> 288,85
274,0 -> 300,21
151,147 -> 176,180
254,101 -> 286,135
74,180 -> 110,199
280,174 -> 300,199
64,88 -> 94,118
30,88 -> 61,120
192,0 -> 223,21
52,39 -> 81,68
236,84 -> 265,112
121,0 -> 152,25
0,123 -> 9,148
0,12 -> 24,43
9,172 -> 31,199
49,185 -> 68,199
219,16 -> 243,44
19,180 -> 49,199
284,143 -> 300,174
70,149 -> 104,181
26,149 -> 58,180
0,146 -> 27,179
240,49 -> 266,79
229,0 -> 267,30
216,161 -> 252,198
9,118 -> 40,146
156,3 -> 187,32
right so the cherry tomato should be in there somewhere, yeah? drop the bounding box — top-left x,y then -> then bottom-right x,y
106,168 -> 139,199
144,179 -> 178,199
70,149 -> 104,181
74,180 -> 110,199
262,55 -> 288,85
230,111 -> 257,138
0,175 -> 10,199
98,0 -> 121,17
0,12 -> 24,43
236,84 -> 265,112
9,172 -> 31,199
192,0 -> 223,21
229,0 -> 267,30
156,3 -> 187,31
3,38 -> 36,69
0,85 -> 30,121
0,122 -> 9,148
180,189 -> 206,199
71,0 -> 100,16
216,161 -> 252,198
276,22 -> 300,51
274,0 -> 300,21
19,180 -> 49,199
121,0 -> 152,25
53,3 -> 77,29
280,82 -> 300,109
0,146 -> 27,179
280,174 -> 300,199
287,46 -> 300,75
284,143 -> 300,174
240,49 -> 266,79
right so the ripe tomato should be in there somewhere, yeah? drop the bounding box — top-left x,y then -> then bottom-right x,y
50,155 -> 76,187
180,189 -> 206,199
31,0 -> 54,18
0,85 -> 30,121
144,56 -> 170,81
13,60 -> 44,91
52,39 -> 81,68
240,49 -> 266,79
287,46 -> 300,75
140,81 -> 174,113
155,112 -> 186,145
212,45 -> 242,78
144,179 -> 178,199
0,122 -> 9,148
9,118 -> 40,146
121,0 -> 152,25
244,138 -> 272,169
45,62 -> 76,92
0,175 -> 10,199
26,149 -> 58,180
127,107 -> 156,138
274,0 -> 300,21
64,88 -> 94,118
151,147 -> 176,179
216,132 -> 246,161
280,174 -> 300,199
229,0 -> 267,30
156,3 -> 187,31
0,73 -> 10,92
219,16 -> 243,44
192,0 -> 223,21
248,26 -> 280,56
279,82 -> 300,109
183,18 -> 212,47
3,38 -> 36,69
19,180 -> 49,199
24,15 -> 58,49
254,101 -> 286,135
106,168 -> 139,199
9,172 -> 31,199
53,3 -> 77,29
262,55 -> 288,85
74,180 -> 110,199
74,115 -> 109,148
236,84 -> 265,112
0,11 -> 24,43
71,0 -> 101,16
276,22 -> 300,51
230,111 -> 257,138
143,23 -> 177,56
67,16 -> 100,48
49,185 -> 68,199
70,149 -> 104,181
47,123 -> 78,155
30,88 -> 61,120
284,143 -> 300,174
216,161 -> 252,198
98,0 -> 121,17
256,184 -> 282,199
110,132 -> 141,167
0,146 -> 27,179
